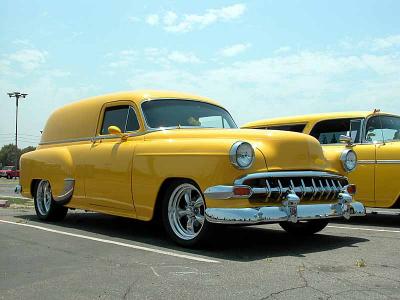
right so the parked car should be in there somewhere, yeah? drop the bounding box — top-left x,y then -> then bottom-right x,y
18,91 -> 365,246
0,166 -> 20,179
243,110 -> 400,209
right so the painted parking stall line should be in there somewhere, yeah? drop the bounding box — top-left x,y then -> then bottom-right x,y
0,219 -> 220,263
328,225 -> 400,234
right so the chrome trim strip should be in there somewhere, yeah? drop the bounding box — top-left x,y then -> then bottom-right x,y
234,171 -> 346,185
39,131 -> 149,146
376,160 -> 400,164
54,178 -> 75,205
358,160 -> 375,164
39,136 -> 93,145
358,159 -> 400,165
205,200 -> 365,224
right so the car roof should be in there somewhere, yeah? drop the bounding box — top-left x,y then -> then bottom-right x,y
68,90 -> 221,108
242,111 -> 397,128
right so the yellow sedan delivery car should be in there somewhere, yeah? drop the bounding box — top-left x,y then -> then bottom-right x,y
243,110 -> 400,209
18,91 -> 365,246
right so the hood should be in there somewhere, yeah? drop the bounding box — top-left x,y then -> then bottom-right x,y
145,128 -> 333,172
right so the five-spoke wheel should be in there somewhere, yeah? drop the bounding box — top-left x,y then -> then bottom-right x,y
34,180 -> 68,221
163,181 -> 211,247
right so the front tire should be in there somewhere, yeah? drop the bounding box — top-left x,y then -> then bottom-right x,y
6,174 -> 11,179
279,219 -> 329,235
162,181 -> 211,247
34,180 -> 68,221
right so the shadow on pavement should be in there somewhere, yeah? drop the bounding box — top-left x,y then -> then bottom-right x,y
16,211 -> 368,262
332,213 -> 400,228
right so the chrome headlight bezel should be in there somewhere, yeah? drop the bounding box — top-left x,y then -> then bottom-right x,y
340,149 -> 357,172
230,141 -> 255,169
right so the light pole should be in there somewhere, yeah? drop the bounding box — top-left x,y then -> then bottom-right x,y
7,92 -> 28,167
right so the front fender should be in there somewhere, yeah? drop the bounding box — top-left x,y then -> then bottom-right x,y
132,138 -> 267,221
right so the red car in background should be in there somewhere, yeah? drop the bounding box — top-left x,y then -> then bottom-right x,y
0,166 -> 20,179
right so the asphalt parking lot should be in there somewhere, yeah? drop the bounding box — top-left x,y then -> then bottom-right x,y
1,206 -> 400,300
0,178 -> 19,198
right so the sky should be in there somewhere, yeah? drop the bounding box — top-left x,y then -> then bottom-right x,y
0,0 -> 400,148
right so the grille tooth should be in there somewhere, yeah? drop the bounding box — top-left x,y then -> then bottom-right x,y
247,174 -> 348,202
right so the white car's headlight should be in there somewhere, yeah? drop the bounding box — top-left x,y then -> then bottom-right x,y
340,149 -> 357,172
230,141 -> 255,169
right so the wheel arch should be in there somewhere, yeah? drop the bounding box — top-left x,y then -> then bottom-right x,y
151,177 -> 200,222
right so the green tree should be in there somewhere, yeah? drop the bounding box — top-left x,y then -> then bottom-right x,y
0,144 -> 20,167
21,146 -> 36,155
0,144 -> 36,168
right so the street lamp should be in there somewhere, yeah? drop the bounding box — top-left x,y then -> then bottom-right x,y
7,92 -> 28,167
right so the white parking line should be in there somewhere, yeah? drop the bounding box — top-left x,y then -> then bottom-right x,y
328,225 -> 400,233
0,219 -> 220,263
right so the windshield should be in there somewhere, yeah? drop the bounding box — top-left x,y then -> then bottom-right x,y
141,99 -> 237,129
365,115 -> 400,142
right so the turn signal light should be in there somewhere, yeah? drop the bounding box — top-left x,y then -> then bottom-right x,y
346,184 -> 357,195
233,186 -> 252,197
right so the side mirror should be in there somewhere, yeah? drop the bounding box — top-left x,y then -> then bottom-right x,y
108,126 -> 128,141
339,135 -> 352,145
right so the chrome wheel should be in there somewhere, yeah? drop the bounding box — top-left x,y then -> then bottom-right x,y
36,180 -> 52,216
167,183 -> 205,241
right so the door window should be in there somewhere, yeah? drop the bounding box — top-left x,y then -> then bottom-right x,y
310,118 -> 362,144
365,115 -> 400,143
100,105 -> 140,135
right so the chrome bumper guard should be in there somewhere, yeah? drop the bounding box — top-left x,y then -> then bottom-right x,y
204,186 -> 365,224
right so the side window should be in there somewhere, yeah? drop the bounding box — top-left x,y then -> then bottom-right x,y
310,119 -> 354,144
100,105 -> 140,135
267,124 -> 306,133
125,107 -> 140,132
199,116 -> 224,128
366,116 -> 400,142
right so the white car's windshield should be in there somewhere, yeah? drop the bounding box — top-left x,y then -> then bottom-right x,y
141,99 -> 237,129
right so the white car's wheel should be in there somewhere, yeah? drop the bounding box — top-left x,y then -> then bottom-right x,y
34,180 -> 68,221
162,181 -> 211,247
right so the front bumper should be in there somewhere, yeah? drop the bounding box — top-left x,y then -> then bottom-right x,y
203,172 -> 366,224
205,201 -> 365,224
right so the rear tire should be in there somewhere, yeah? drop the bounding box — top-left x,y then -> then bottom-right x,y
279,220 -> 329,235
34,180 -> 68,221
162,180 -> 212,247
6,174 -> 11,179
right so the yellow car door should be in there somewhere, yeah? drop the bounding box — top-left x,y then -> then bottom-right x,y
368,115 -> 400,208
84,103 -> 143,214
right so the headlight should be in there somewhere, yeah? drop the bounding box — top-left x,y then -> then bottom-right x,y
230,141 -> 255,169
340,149 -> 357,172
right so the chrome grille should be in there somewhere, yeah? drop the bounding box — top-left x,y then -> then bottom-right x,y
234,171 -> 348,202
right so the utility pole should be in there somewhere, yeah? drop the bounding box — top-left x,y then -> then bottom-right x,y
7,92 -> 28,167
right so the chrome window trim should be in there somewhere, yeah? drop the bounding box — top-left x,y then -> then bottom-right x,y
100,104 -> 141,135
310,117 -> 365,146
139,98 -> 238,130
